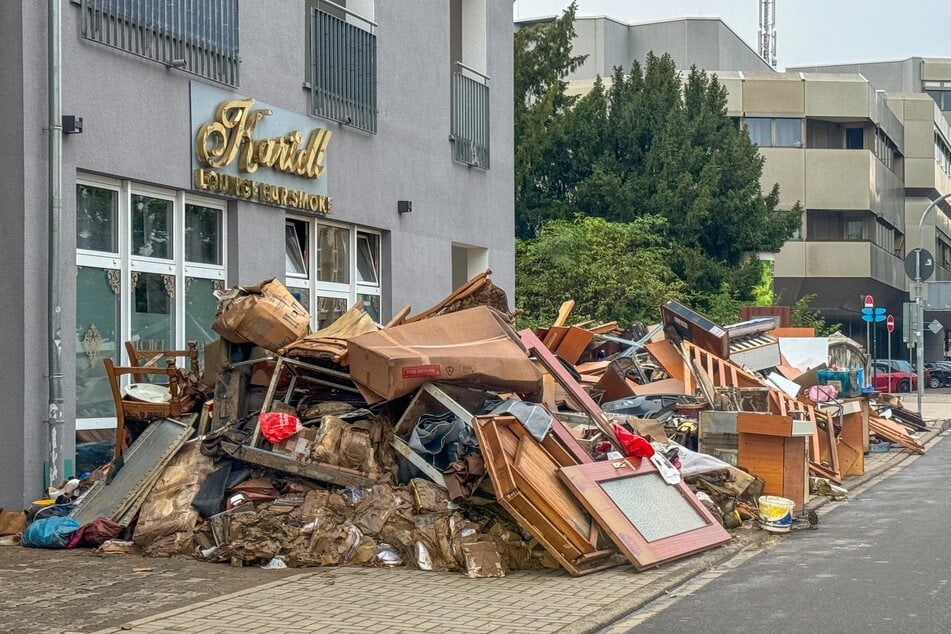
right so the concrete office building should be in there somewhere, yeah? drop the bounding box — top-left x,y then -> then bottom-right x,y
520,13 -> 951,357
0,0 -> 514,507
790,58 -> 951,359
517,15 -> 773,96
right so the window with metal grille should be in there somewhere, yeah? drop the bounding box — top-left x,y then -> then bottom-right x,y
79,0 -> 239,87
309,1 -> 377,134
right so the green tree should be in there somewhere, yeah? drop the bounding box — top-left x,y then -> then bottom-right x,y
515,215 -> 685,328
514,8 -> 802,318
514,2 -> 587,237
790,294 -> 841,335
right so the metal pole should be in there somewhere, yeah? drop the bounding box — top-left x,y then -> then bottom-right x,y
866,317 -> 870,378
914,192 -> 951,414
47,0 -> 65,485
888,326 -> 893,393
872,319 -> 877,385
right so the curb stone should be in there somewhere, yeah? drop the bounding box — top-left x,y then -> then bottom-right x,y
566,417 -> 949,634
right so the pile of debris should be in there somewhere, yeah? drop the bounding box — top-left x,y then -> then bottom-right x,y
5,272 -> 929,578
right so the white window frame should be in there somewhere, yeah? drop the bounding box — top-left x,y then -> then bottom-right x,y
285,213 -> 383,328
75,176 -> 227,430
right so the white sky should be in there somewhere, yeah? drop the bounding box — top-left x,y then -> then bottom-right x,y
513,0 -> 951,70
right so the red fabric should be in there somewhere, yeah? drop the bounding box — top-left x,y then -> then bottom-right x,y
259,412 -> 302,443
67,517 -> 123,549
612,423 -> 655,459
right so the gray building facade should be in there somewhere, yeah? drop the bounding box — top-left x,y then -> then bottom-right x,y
0,0 -> 514,507
515,15 -> 772,96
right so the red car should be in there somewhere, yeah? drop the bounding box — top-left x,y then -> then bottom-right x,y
871,360 -> 925,392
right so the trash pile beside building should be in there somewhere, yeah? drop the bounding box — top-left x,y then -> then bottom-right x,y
0,272 -> 930,577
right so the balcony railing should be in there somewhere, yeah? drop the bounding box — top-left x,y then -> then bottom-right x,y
80,0 -> 239,87
452,66 -> 490,169
311,5 -> 377,134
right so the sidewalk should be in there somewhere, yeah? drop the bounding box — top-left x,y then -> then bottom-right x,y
85,417 -> 948,634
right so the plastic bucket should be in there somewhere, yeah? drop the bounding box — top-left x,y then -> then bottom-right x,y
757,495 -> 794,533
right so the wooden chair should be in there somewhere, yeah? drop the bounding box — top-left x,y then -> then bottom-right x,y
104,352 -> 200,462
125,341 -> 200,381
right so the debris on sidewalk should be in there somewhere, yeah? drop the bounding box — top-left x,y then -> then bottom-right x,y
32,272 -> 932,578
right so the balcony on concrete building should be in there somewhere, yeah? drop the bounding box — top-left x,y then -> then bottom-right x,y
761,147 -> 905,229
774,240 -> 907,321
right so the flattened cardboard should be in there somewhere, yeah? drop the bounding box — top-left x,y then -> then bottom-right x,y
348,306 -> 542,403
272,427 -> 320,462
212,279 -> 310,352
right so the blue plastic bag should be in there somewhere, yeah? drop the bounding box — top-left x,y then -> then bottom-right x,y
21,517 -> 80,548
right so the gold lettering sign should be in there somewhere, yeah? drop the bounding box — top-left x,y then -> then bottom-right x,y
196,99 -> 331,179
193,169 -> 332,214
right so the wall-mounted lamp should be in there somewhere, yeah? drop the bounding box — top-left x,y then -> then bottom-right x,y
62,115 -> 83,135
398,200 -> 412,214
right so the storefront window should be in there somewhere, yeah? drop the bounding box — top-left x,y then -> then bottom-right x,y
286,220 -> 309,277
358,293 -> 381,323
75,266 -> 120,419
317,225 -> 349,284
75,177 -> 226,428
186,277 -> 219,347
131,194 -> 173,259
288,215 -> 383,329
356,231 -> 380,286
131,272 -> 176,351
316,296 -> 349,329
77,185 -> 118,253
185,204 -> 222,265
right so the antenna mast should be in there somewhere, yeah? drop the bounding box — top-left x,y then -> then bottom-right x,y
757,0 -> 777,68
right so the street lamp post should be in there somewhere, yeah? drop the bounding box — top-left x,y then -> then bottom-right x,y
914,192 -> 951,414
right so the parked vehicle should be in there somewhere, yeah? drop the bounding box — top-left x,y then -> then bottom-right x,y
924,362 -> 951,388
871,360 -> 922,393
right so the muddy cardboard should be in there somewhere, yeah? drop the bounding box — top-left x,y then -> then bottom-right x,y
347,306 -> 542,402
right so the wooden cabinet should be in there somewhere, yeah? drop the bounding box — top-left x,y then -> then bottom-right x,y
737,413 -> 809,512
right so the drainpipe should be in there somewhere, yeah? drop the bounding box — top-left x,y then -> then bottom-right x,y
47,0 -> 65,485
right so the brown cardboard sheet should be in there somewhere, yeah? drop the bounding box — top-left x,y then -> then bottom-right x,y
348,306 -> 542,403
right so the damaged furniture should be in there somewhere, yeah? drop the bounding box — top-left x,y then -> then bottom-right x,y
103,355 -> 200,461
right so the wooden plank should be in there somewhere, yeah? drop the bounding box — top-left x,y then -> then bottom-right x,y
587,322 -> 618,335
782,436 -> 808,511
520,330 -> 619,446
768,327 -> 816,338
222,442 -> 376,489
629,378 -> 685,396
542,326 -> 570,350
552,300 -> 575,327
555,327 -> 595,365
869,416 -> 925,454
594,363 -> 637,402
513,439 -> 592,550
736,412 -> 814,437
836,440 -> 863,478
384,305 -> 412,328
645,341 -> 686,381
575,360 -> 612,375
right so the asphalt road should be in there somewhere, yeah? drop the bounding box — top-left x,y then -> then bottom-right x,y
611,433 -> 951,632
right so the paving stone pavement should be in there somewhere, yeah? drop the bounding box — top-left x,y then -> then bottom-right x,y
0,547 -> 296,634
90,565 -> 668,634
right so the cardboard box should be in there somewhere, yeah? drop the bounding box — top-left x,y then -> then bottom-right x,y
212,279 -> 310,352
272,427 -> 320,462
347,306 -> 543,403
